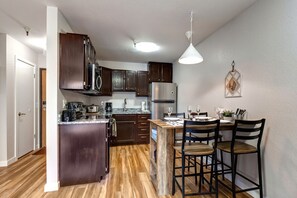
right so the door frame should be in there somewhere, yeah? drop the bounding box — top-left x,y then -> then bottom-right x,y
14,56 -> 37,158
39,68 -> 46,148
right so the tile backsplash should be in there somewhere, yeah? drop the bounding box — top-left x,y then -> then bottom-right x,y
89,92 -> 148,109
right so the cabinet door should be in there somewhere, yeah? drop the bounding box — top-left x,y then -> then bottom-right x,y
112,70 -> 125,91
101,67 -> 112,96
60,33 -> 89,90
59,123 -> 106,186
112,114 -> 136,146
116,121 -> 136,145
136,71 -> 149,96
161,63 -> 173,82
148,62 -> 161,82
125,70 -> 136,91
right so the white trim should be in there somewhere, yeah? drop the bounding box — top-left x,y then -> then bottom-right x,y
0,157 -> 17,167
44,181 -> 60,192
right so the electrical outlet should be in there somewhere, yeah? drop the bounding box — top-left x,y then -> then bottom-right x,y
62,99 -> 67,109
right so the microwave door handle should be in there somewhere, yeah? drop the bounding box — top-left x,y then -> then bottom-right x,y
96,75 -> 102,90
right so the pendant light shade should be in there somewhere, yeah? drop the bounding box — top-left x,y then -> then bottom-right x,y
179,43 -> 203,64
178,11 -> 203,65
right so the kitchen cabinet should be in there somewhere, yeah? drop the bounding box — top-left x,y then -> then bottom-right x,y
100,67 -> 112,96
59,33 -> 96,90
111,114 -> 137,145
136,71 -> 149,97
59,123 -> 109,186
111,114 -> 150,146
148,62 -> 172,83
112,70 -> 136,92
136,114 -> 150,144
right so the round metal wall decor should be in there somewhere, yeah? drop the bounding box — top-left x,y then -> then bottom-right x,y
225,61 -> 241,98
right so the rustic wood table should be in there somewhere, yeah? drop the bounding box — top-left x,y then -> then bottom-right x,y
149,119 -> 234,196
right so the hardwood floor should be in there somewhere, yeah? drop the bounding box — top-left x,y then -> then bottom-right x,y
0,145 -> 253,198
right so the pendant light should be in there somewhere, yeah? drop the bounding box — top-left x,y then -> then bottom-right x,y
178,11 -> 203,64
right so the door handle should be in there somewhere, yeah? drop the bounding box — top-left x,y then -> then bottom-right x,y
18,112 -> 26,116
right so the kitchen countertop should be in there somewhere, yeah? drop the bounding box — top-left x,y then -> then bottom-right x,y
111,108 -> 151,115
59,118 -> 110,125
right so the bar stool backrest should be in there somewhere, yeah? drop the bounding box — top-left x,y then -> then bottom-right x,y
182,120 -> 220,151
232,119 -> 266,150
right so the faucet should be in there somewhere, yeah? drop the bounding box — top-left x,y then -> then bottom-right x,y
123,98 -> 127,111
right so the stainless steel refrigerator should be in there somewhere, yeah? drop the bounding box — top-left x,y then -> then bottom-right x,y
149,82 -> 177,119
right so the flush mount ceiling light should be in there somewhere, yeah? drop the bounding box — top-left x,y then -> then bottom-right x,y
134,42 -> 160,52
179,11 -> 203,64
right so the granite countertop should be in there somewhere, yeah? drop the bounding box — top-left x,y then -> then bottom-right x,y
59,118 -> 110,125
111,108 -> 151,115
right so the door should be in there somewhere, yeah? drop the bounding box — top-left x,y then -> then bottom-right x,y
16,59 -> 35,157
40,69 -> 46,147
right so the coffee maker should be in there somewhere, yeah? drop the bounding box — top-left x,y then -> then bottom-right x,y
105,102 -> 112,113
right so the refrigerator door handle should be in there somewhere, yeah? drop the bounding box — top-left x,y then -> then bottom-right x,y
152,100 -> 175,103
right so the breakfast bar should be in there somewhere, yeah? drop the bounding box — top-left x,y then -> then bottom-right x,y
149,119 -> 234,196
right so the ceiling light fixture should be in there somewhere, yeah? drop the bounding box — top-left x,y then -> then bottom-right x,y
134,42 -> 160,52
178,11 -> 203,64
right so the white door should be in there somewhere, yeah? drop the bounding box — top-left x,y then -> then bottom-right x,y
16,59 -> 35,158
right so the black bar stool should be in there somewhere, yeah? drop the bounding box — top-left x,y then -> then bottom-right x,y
172,119 -> 220,198
217,119 -> 265,198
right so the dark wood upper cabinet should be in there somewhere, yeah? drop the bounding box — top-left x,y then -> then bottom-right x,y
112,70 -> 136,92
59,33 -> 95,90
125,70 -> 136,91
148,62 -> 173,83
112,70 -> 125,91
136,71 -> 149,97
100,67 -> 112,96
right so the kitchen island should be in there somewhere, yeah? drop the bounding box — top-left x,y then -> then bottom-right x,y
149,119 -> 234,196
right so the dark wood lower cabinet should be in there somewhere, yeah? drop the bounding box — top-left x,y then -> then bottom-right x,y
59,123 -> 109,186
111,114 -> 150,146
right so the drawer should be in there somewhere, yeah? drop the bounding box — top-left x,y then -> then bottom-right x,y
138,122 -> 149,128
138,127 -> 149,134
137,134 -> 149,143
137,114 -> 150,121
113,114 -> 137,122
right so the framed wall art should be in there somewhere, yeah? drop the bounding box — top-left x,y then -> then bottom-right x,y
225,61 -> 242,98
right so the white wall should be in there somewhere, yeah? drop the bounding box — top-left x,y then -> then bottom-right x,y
0,34 -> 7,164
0,34 -> 38,166
45,6 -> 72,192
89,60 -> 148,108
174,0 -> 297,197
45,6 -> 90,192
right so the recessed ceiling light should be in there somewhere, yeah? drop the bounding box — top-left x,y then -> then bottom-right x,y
134,42 -> 160,52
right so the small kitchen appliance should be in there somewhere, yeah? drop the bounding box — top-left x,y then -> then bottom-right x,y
105,102 -> 112,113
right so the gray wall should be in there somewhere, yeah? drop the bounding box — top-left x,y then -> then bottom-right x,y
173,0 -> 297,197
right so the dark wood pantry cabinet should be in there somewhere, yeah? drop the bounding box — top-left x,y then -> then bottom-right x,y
148,62 -> 172,83
136,71 -> 149,96
59,33 -> 96,90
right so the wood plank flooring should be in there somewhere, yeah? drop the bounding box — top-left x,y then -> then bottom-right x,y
0,145 -> 253,198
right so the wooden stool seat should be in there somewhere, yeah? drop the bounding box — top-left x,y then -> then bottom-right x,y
217,141 -> 257,154
174,142 -> 214,156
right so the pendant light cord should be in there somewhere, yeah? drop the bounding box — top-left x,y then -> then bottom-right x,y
190,11 -> 193,44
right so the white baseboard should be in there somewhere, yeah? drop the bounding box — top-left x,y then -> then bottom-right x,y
44,181 -> 60,192
0,157 -> 17,167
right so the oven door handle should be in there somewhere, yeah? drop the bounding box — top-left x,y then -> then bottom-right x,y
96,75 -> 102,90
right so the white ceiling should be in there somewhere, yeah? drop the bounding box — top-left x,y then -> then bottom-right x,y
0,0 -> 257,63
